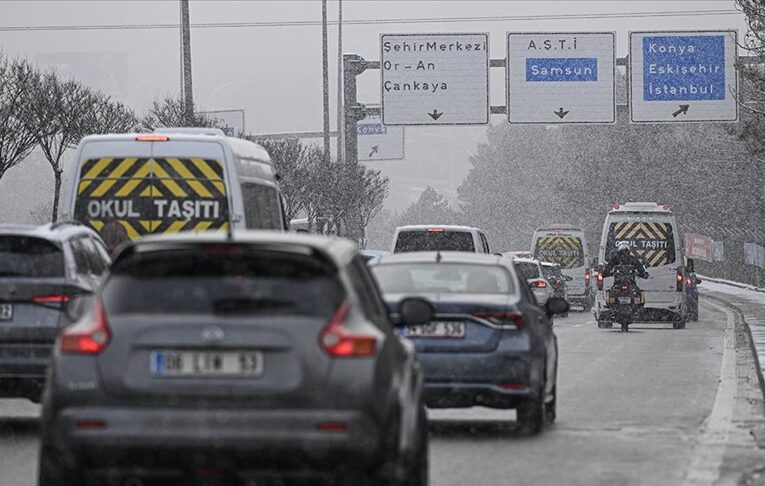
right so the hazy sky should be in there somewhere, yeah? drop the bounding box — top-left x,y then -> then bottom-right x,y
0,0 -> 750,213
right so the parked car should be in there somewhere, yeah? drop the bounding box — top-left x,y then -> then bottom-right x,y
512,257 -> 553,306
39,231 -> 428,485
370,252 -> 568,434
391,225 -> 491,253
540,262 -> 571,317
0,222 -> 111,402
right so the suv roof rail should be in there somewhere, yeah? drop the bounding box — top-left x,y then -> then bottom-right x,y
49,220 -> 84,230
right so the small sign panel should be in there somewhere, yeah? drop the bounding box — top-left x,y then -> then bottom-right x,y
629,31 -> 738,123
506,32 -> 616,124
380,33 -> 489,125
357,114 -> 405,161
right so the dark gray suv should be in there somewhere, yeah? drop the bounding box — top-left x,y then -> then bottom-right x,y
39,231 -> 428,486
0,222 -> 110,402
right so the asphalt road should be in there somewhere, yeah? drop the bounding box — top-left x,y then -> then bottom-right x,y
0,302 -> 745,485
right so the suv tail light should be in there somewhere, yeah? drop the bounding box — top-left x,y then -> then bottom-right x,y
320,302 -> 377,357
32,294 -> 71,308
676,270 -> 683,292
584,270 -> 591,285
60,299 -> 110,354
472,310 -> 525,329
531,280 -> 547,289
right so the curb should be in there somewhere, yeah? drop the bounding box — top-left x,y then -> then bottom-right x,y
700,274 -> 765,294
704,293 -> 765,402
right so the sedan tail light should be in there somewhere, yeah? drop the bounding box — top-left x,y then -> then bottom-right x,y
320,302 -> 377,357
32,295 -> 71,304
531,280 -> 547,289
471,310 -> 525,329
60,299 -> 110,355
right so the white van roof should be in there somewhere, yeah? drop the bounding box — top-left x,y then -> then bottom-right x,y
610,202 -> 673,214
153,127 -> 226,136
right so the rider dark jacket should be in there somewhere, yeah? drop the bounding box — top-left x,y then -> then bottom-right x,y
603,249 -> 649,279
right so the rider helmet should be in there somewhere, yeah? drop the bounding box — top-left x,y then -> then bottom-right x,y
616,242 -> 631,255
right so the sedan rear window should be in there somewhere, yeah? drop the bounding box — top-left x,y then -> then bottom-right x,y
103,247 -> 344,318
0,236 -> 64,278
372,263 -> 515,295
394,231 -> 475,253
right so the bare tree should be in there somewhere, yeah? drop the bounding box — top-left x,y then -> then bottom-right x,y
257,138 -> 316,222
86,94 -> 139,134
140,95 -> 222,131
0,56 -> 40,182
26,72 -> 94,222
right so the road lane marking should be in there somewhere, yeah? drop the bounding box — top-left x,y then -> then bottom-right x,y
685,302 -> 736,485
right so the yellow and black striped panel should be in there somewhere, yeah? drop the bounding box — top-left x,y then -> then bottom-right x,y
534,236 -> 584,269
73,157 -> 229,241
607,222 -> 676,267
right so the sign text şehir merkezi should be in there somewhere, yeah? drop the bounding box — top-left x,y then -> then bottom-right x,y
642,35 -> 726,101
382,39 -> 487,53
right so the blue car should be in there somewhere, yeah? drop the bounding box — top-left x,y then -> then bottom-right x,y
370,252 -> 568,434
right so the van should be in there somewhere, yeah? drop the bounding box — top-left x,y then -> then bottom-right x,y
594,202 -> 686,327
531,225 -> 592,311
391,225 -> 491,253
64,128 -> 287,249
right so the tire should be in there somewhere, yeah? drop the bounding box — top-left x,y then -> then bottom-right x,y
38,444 -> 82,486
405,404 -> 428,486
545,385 -> 557,424
688,301 -> 699,321
597,320 -> 612,329
583,298 -> 593,313
673,321 -> 686,329
517,386 -> 545,435
620,322 -> 629,332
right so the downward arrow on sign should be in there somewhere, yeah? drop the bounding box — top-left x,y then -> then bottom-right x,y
554,108 -> 570,119
428,110 -> 443,121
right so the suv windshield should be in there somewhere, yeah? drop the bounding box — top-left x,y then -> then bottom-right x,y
394,230 -> 475,253
372,263 -> 515,295
103,247 -> 344,318
0,236 -> 64,278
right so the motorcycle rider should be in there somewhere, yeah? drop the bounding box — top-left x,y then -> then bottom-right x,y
604,242 -> 649,279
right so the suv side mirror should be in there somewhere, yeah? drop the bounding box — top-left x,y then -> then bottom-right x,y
545,297 -> 569,318
398,298 -> 434,326
64,294 -> 93,322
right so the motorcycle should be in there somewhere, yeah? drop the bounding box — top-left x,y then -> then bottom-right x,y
685,272 -> 702,321
603,265 -> 646,332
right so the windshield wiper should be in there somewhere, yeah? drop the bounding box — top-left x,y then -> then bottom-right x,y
212,297 -> 296,314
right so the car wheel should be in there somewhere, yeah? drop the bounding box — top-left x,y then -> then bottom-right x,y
597,320 -> 612,329
405,403 -> 429,486
545,385 -> 557,424
517,386 -> 545,435
673,320 -> 686,329
583,301 -> 593,313
38,444 -> 82,486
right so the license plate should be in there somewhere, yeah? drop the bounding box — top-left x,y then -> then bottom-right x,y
150,350 -> 264,377
403,321 -> 466,339
0,304 -> 12,321
618,297 -> 632,304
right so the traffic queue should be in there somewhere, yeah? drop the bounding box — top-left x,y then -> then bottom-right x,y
0,130 -> 699,485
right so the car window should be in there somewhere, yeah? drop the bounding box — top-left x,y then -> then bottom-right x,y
242,182 -> 283,230
514,262 -> 540,281
0,236 -> 64,278
78,236 -> 106,275
373,263 -> 516,295
479,232 -> 490,253
347,256 -> 388,323
69,237 -> 93,276
103,247 -> 344,318
394,230 -> 475,253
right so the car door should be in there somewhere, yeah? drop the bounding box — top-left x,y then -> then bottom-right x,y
517,279 -> 557,398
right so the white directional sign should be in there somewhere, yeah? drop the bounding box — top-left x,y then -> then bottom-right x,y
629,30 -> 738,123
506,32 -> 616,124
381,33 -> 489,125
357,114 -> 405,161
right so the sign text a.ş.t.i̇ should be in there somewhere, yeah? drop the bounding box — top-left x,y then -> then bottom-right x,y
380,33 -> 489,126
629,30 -> 738,123
506,32 -> 616,124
